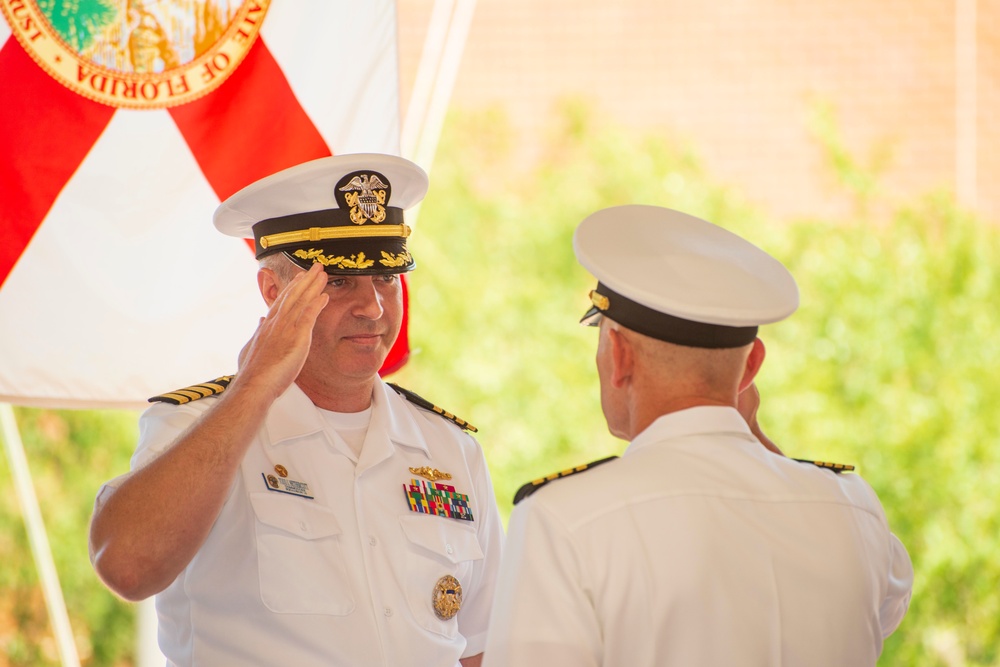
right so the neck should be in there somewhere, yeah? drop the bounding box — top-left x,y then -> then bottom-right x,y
296,373 -> 377,412
626,396 -> 732,439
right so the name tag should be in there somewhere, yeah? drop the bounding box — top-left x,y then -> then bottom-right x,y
262,473 -> 314,499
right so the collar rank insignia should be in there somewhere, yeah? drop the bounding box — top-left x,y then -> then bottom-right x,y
148,375 -> 234,405
793,458 -> 855,473
387,383 -> 477,432
432,575 -> 462,621
404,478 -> 474,522
513,455 -> 619,505
262,473 -> 314,499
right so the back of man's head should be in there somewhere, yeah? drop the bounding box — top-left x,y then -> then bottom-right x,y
574,205 -> 798,348
574,205 -> 797,435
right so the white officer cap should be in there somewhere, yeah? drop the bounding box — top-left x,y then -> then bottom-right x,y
573,205 -> 798,348
214,153 -> 428,275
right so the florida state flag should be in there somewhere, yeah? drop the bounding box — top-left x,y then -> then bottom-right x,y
0,0 -> 407,409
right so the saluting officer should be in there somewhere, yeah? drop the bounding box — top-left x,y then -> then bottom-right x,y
89,154 -> 503,667
483,205 -> 912,667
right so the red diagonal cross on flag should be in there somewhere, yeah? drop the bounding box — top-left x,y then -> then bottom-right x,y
0,0 -> 408,409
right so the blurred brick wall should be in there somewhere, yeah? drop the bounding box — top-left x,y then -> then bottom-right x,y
396,0 -> 998,223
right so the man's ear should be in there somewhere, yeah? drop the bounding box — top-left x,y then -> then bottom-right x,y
257,268 -> 281,307
608,326 -> 635,389
738,337 -> 766,393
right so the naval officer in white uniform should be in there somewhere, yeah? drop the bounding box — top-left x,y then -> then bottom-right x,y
484,205 -> 912,667
90,154 -> 504,667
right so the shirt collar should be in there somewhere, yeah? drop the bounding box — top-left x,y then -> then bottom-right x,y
263,383 -> 326,445
263,380 -> 431,456
625,405 -> 757,456
354,381 -> 431,472
371,380 -> 431,455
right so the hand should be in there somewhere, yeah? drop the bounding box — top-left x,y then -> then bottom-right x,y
738,383 -> 784,456
238,319 -> 263,370
232,263 -> 329,400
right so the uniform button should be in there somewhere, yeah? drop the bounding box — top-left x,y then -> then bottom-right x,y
299,521 -> 309,532
384,607 -> 393,617
369,536 -> 378,546
446,544 -> 454,555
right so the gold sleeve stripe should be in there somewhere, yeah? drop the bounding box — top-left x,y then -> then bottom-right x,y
149,375 -> 235,405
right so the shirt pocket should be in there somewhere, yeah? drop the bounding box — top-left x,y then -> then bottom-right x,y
398,513 -> 485,638
249,492 -> 356,615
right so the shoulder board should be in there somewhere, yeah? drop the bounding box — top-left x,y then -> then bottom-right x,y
148,375 -> 235,405
513,455 -> 618,505
793,458 -> 855,473
387,383 -> 477,433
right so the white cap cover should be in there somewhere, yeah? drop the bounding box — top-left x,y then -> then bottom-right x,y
573,205 -> 798,347
214,153 -> 428,275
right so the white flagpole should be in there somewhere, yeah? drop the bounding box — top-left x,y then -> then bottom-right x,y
0,403 -> 81,667
137,597 -> 166,666
400,0 -> 456,163
955,0 -> 977,210
401,0 -> 478,225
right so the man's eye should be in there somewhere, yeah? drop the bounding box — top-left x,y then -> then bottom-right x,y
327,278 -> 347,287
378,274 -> 398,284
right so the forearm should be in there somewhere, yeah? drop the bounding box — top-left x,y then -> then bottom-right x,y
91,263 -> 329,599
89,382 -> 273,600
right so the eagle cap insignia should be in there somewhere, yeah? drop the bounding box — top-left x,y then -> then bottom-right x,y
337,171 -> 391,224
432,575 -> 462,620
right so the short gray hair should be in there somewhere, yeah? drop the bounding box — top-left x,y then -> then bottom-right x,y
258,252 -> 299,284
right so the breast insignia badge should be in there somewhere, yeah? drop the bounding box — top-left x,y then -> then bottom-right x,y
409,466 -> 452,482
432,575 -> 462,621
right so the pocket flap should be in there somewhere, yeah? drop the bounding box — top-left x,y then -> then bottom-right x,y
399,513 -> 484,564
250,492 -> 343,540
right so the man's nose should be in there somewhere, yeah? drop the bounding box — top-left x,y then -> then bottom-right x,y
352,277 -> 385,319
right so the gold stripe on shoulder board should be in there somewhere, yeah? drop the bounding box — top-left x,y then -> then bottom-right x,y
513,455 -> 618,505
387,383 -> 477,432
149,375 -> 235,405
793,458 -> 856,473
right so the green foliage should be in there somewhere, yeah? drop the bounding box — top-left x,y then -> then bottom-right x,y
2,100 -> 998,664
762,197 -> 1000,665
394,99 -> 760,512
0,408 -> 137,666
396,101 -> 1000,666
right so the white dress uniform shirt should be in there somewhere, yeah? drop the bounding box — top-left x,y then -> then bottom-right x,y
484,406 -> 912,667
103,379 -> 504,666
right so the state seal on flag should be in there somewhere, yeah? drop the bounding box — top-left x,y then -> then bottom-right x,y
0,0 -> 270,109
